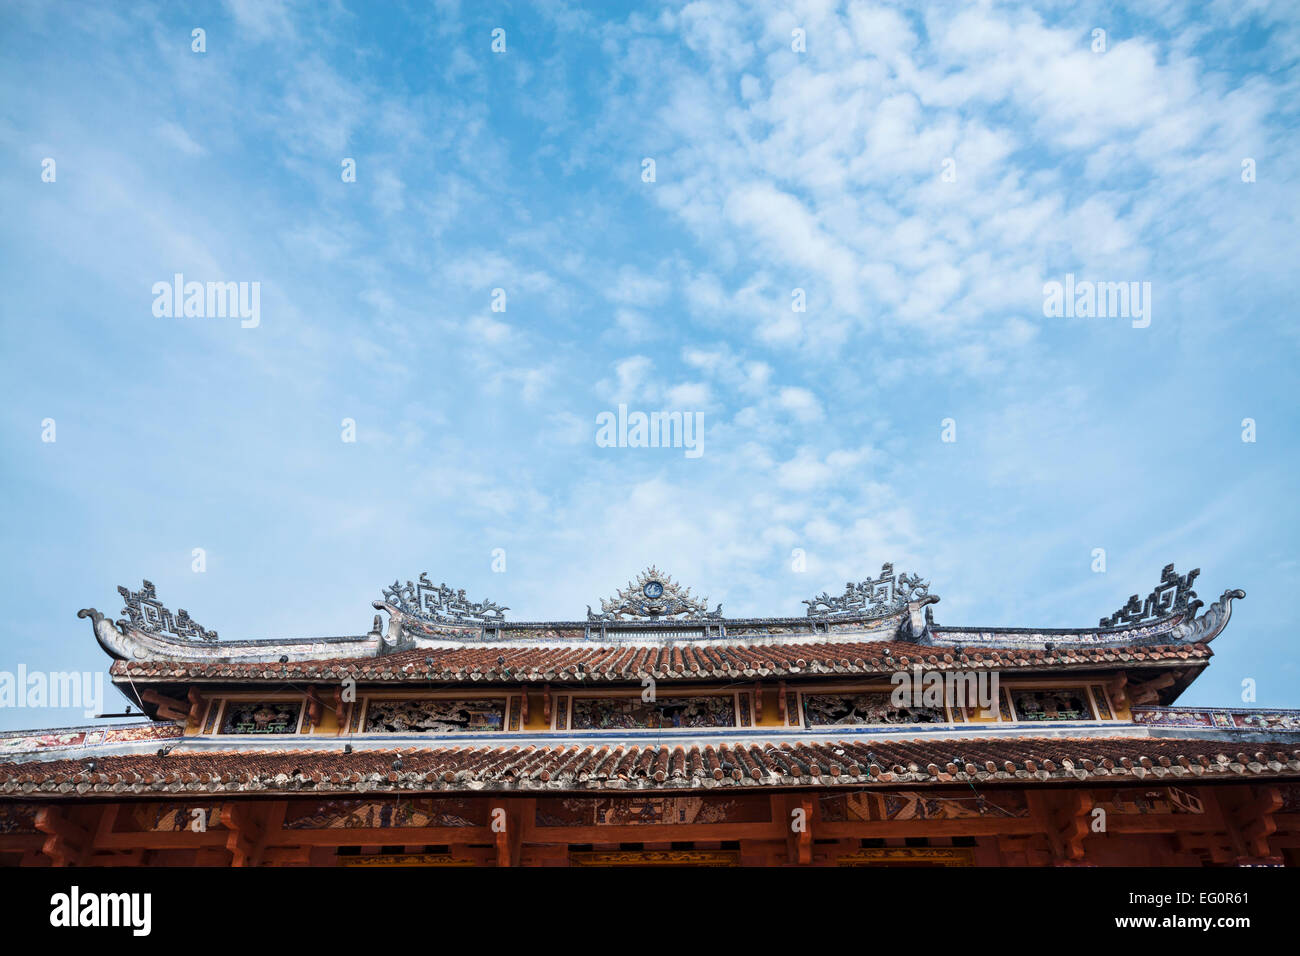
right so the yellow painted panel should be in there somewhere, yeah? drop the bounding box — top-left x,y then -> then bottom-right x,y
525,693 -> 550,730
315,704 -> 342,734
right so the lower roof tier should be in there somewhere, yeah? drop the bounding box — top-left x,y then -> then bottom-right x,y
4,735 -> 1298,797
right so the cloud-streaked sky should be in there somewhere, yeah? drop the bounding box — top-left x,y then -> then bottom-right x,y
2,0 -> 1297,729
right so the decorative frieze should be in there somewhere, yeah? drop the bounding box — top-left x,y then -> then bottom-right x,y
1008,688 -> 1094,721
536,794 -> 771,826
363,698 -> 506,733
1099,563 -> 1200,628
1132,706 -> 1300,732
117,580 -> 217,642
218,700 -> 302,735
801,691 -> 947,726
381,574 -> 508,625
283,798 -> 485,829
569,695 -> 738,730
802,563 -> 933,619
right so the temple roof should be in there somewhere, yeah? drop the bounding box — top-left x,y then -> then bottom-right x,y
3,736 -> 1297,797
80,563 -> 1245,671
110,637 -> 1214,684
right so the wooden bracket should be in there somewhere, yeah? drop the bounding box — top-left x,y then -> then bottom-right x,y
305,688 -> 324,732
1219,785 -> 1281,859
333,685 -> 350,736
36,806 -> 90,867
141,689 -> 189,722
1127,672 -> 1177,705
186,687 -> 206,725
1032,790 -> 1092,862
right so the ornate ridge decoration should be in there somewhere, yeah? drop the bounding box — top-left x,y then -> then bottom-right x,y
381,574 -> 508,625
115,580 -> 217,642
803,563 -> 934,619
1168,588 -> 1245,645
1099,564 -> 1201,628
587,566 -> 722,621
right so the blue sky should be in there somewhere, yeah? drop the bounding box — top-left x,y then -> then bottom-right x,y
1,0 -> 1297,730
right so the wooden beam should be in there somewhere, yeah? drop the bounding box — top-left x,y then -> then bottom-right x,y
1127,673 -> 1177,705
1218,785 -> 1281,859
263,846 -> 312,866
220,802 -> 284,867
1029,790 -> 1092,863
97,829 -> 228,850
35,806 -> 88,867
492,803 -> 523,868
774,794 -> 813,865
141,689 -> 189,721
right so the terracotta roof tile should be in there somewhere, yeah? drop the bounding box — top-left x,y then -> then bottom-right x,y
110,640 -> 1212,684
2,736 -> 1293,797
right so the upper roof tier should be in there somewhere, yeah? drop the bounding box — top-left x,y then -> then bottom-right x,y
79,563 -> 1246,666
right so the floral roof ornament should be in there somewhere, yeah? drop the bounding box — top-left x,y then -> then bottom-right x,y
587,566 -> 722,621
116,580 -> 217,642
802,563 -> 933,619
381,573 -> 508,625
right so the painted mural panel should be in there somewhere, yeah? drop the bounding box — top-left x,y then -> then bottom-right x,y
569,695 -> 736,729
821,789 -> 1029,822
124,803 -> 225,832
219,700 -> 302,734
283,798 -> 487,829
536,794 -> 770,827
999,691 -> 1013,721
1090,685 -> 1113,720
1237,711 -> 1300,731
201,701 -> 220,734
499,628 -> 584,641
1132,708 -> 1213,728
1092,787 -> 1205,815
0,730 -> 90,754
726,624 -> 813,637
1009,687 -> 1093,721
364,698 -> 505,733
0,723 -> 182,757
802,691 -> 946,726
0,803 -> 37,834
1279,784 -> 1300,813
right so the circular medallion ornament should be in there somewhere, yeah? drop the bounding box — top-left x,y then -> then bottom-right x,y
587,566 -> 720,621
